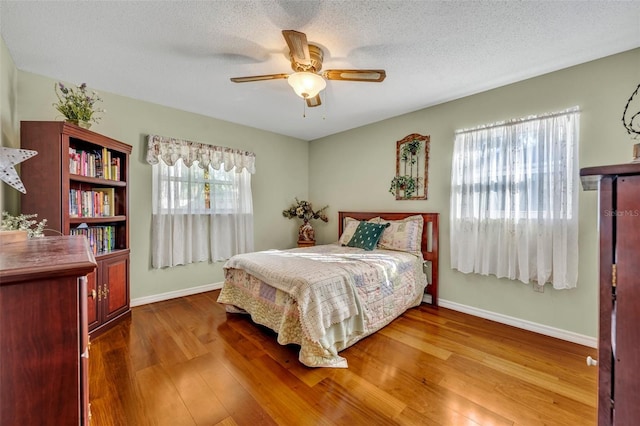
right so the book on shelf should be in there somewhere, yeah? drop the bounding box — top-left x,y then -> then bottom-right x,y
69,189 -> 77,217
68,146 -> 121,180
68,147 -> 96,177
102,147 -> 111,180
94,150 -> 103,179
69,188 -> 116,217
70,225 -> 116,255
93,187 -> 115,216
69,147 -> 80,175
111,157 -> 120,181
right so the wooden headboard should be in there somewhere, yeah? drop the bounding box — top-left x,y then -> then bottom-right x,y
338,211 -> 439,307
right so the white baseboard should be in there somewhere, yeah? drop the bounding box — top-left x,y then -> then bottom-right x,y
131,285 -> 597,349
438,299 -> 598,348
131,282 -> 223,307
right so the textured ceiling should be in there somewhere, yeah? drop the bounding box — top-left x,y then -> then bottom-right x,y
1,1 -> 639,141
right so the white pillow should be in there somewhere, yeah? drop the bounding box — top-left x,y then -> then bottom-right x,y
376,215 -> 424,256
338,217 -> 360,245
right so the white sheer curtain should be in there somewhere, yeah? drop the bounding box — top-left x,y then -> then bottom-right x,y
147,135 -> 255,268
450,107 -> 580,290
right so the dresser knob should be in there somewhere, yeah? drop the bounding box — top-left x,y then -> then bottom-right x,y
586,356 -> 598,366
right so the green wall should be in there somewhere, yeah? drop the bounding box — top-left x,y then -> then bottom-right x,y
4,31 -> 639,341
310,48 -> 640,340
0,36 -> 20,213
3,34 -> 309,300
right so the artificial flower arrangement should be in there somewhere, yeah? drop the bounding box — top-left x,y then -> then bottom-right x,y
53,82 -> 105,125
282,198 -> 329,222
1,211 -> 47,238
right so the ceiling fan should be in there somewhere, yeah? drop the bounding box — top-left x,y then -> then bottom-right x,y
230,30 -> 386,107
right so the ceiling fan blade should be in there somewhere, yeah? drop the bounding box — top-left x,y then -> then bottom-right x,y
323,69 -> 386,82
230,73 -> 289,83
282,30 -> 311,67
306,94 -> 322,108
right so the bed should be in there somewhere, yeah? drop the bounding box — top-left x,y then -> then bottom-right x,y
217,211 -> 439,367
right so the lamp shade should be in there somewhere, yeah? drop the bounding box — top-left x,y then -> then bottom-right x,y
287,72 -> 326,99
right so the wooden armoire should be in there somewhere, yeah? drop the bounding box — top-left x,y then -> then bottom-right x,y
580,162 -> 640,425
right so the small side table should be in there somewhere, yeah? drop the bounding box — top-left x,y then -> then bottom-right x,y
297,240 -> 315,248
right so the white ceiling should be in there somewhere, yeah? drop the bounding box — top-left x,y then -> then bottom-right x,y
2,1 -> 639,141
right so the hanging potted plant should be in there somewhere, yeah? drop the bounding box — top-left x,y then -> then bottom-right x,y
400,140 -> 421,164
389,175 -> 417,199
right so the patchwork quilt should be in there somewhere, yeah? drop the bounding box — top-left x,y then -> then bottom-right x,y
217,243 -> 427,367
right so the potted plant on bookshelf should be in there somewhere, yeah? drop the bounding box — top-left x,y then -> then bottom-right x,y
53,82 -> 105,129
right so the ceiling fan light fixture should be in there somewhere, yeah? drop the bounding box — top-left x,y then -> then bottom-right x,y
287,72 -> 326,99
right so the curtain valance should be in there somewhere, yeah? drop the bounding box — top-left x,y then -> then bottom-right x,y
146,134 -> 256,174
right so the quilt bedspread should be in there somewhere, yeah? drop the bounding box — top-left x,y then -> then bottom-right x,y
217,243 -> 427,367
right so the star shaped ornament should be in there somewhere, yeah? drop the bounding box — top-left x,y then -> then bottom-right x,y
0,147 -> 38,194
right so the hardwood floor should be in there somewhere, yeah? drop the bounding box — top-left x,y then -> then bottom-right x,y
89,290 -> 597,425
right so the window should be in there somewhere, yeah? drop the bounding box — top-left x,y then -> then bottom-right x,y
450,107 -> 580,290
147,135 -> 255,268
154,161 -> 246,214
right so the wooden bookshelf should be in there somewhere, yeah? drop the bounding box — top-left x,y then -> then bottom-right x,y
20,121 -> 132,336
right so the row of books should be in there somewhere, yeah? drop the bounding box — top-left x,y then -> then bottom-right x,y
71,225 -> 117,255
69,146 -> 121,181
69,188 -> 114,218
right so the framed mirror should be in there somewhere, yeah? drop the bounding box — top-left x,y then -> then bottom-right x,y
389,133 -> 430,200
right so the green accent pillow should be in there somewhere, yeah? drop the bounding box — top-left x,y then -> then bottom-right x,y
346,221 -> 390,251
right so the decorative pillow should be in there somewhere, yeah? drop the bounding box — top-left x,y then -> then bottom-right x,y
377,215 -> 424,256
338,217 -> 380,245
338,217 -> 360,245
346,221 -> 390,251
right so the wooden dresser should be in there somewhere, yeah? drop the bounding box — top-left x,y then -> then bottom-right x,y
0,236 -> 97,425
580,162 -> 640,425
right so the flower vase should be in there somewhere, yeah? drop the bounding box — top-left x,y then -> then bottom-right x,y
298,219 -> 315,242
67,119 -> 91,129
